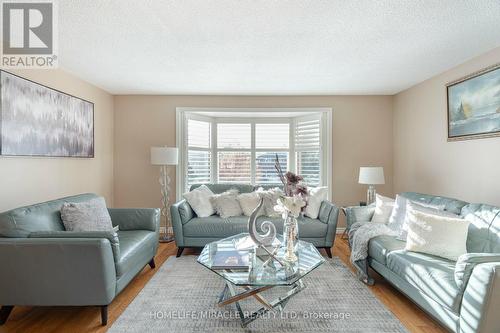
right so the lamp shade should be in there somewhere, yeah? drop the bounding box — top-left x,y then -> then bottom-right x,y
151,147 -> 178,165
358,167 -> 385,185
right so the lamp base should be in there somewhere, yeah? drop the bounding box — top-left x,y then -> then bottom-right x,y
159,234 -> 175,243
367,185 -> 376,205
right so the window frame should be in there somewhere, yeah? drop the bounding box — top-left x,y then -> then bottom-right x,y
176,108 -> 332,200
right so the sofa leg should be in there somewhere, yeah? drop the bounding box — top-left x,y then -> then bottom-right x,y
0,306 -> 14,325
148,257 -> 156,269
324,247 -> 332,258
176,247 -> 184,257
100,305 -> 108,326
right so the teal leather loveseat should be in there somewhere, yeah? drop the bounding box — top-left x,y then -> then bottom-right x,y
346,192 -> 500,333
171,184 -> 339,258
0,193 -> 160,326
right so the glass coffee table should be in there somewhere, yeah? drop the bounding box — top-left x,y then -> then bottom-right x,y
197,233 -> 325,327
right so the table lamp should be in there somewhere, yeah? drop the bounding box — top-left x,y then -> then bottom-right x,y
358,167 -> 385,205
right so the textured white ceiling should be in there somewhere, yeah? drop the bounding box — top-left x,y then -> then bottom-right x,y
59,0 -> 500,95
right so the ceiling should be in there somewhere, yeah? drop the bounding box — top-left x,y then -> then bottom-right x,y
59,0 -> 500,95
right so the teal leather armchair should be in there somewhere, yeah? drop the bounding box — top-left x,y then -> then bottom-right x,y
171,184 -> 339,258
0,194 -> 160,326
348,192 -> 500,333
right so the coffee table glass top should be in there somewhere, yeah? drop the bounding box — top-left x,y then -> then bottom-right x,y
197,233 -> 325,286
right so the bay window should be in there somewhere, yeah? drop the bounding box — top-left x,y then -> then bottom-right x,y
177,108 -> 331,197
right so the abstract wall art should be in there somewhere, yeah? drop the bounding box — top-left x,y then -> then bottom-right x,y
0,70 -> 94,157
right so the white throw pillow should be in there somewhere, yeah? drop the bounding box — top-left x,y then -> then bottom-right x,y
210,189 -> 243,218
183,185 -> 215,217
371,194 -> 395,224
237,192 -> 261,216
397,201 -> 456,241
387,195 -> 453,239
61,197 -> 114,232
405,207 -> 469,261
304,187 -> 328,219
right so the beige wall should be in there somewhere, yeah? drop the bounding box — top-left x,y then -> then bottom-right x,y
114,95 -> 394,227
0,68 -> 114,211
393,46 -> 500,206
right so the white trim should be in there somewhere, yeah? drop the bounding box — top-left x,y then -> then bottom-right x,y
336,227 -> 346,234
176,107 -> 333,199
175,109 -> 184,200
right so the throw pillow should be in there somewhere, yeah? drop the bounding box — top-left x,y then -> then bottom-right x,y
405,207 -> 469,261
398,201 -> 456,241
237,192 -> 261,216
371,194 -> 395,224
304,187 -> 328,219
61,197 -> 114,232
211,189 -> 243,218
256,187 -> 284,217
183,185 -> 215,217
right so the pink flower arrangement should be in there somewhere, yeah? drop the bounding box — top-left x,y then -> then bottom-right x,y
274,154 -> 309,210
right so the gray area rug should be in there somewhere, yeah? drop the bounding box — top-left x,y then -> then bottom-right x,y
109,256 -> 408,332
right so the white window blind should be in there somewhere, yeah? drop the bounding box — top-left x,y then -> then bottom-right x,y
186,119 -> 211,188
256,152 -> 288,184
255,123 -> 289,149
188,119 -> 210,148
187,150 -> 211,185
295,116 -> 321,186
217,123 -> 251,149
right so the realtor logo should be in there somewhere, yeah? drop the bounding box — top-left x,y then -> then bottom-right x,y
1,0 -> 58,68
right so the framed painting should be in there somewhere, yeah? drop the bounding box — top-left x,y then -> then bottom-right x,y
447,63 -> 500,141
0,70 -> 94,157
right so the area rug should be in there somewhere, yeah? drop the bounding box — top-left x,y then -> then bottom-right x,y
108,256 -> 408,333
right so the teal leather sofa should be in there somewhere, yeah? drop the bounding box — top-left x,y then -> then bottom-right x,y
346,192 -> 500,333
171,184 -> 339,258
0,193 -> 160,326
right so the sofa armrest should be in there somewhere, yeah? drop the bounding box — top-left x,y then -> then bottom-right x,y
344,205 -> 375,228
170,200 -> 195,248
171,200 -> 196,224
318,200 -> 340,247
108,208 -> 160,232
455,253 -> 500,290
29,230 -> 121,261
459,262 -> 500,333
0,238 -> 116,306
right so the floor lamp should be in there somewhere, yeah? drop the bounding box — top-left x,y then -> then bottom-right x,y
151,146 -> 178,243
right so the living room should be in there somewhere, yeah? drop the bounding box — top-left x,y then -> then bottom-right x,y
0,1 -> 499,333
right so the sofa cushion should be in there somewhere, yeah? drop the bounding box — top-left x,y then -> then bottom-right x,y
0,193 -> 99,238
116,230 -> 157,277
368,235 -> 406,265
263,217 -> 329,238
386,250 -> 462,312
183,216 -> 249,238
183,215 -> 328,239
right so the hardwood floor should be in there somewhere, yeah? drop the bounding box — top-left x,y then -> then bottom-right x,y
0,236 -> 447,333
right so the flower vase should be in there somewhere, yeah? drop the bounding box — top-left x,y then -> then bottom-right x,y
283,212 -> 299,263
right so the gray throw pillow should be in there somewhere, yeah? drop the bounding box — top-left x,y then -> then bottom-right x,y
61,197 -> 114,232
